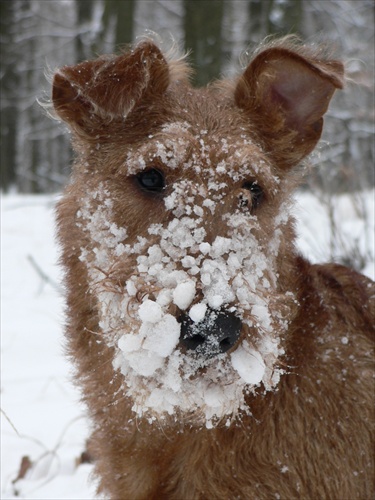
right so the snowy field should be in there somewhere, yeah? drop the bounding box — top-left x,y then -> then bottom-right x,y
1,190 -> 374,499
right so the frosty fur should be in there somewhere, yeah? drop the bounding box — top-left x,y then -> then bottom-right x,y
52,36 -> 374,499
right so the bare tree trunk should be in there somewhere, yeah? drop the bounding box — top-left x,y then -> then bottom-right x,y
183,0 -> 224,87
0,1 -> 18,191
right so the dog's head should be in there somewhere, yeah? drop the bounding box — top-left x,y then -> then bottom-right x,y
53,37 -> 343,427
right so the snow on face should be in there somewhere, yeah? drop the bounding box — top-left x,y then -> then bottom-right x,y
77,124 -> 294,427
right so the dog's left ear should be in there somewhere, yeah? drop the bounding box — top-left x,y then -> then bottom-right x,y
52,41 -> 170,135
235,45 -> 344,167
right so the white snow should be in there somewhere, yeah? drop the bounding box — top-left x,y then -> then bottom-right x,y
1,189 -> 373,499
140,314 -> 180,357
139,299 -> 164,323
1,195 -> 98,499
230,342 -> 266,385
172,280 -> 196,310
189,302 -> 208,322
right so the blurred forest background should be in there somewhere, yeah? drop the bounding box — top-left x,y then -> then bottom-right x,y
1,0 -> 374,194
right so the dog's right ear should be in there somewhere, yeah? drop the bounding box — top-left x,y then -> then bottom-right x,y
52,41 -> 169,133
234,42 -> 344,168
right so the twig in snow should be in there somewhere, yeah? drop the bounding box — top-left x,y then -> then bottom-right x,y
1,407 -> 20,436
27,254 -> 63,294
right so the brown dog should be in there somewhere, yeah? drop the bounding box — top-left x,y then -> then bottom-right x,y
52,37 -> 374,499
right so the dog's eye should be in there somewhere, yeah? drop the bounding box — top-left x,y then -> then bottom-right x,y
137,168 -> 166,193
242,181 -> 264,210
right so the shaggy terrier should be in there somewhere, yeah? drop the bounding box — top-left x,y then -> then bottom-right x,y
52,37 -> 374,499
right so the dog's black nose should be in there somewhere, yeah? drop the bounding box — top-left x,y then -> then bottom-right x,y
178,307 -> 242,358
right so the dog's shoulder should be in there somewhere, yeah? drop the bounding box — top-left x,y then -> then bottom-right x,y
311,262 -> 374,338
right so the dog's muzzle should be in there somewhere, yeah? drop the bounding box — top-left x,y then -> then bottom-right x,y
178,307 -> 242,358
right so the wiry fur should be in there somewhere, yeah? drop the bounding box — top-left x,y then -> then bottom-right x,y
52,37 -> 374,499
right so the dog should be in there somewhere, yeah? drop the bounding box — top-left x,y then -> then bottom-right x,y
52,36 -> 374,499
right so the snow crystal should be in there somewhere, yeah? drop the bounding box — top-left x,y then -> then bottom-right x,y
118,333 -> 142,353
156,289 -> 173,307
141,315 -> 180,357
172,280 -> 196,310
199,242 -> 211,254
189,302 -> 207,322
209,294 -> 224,309
138,300 -> 163,323
251,304 -> 272,330
126,350 -> 164,377
231,343 -> 266,385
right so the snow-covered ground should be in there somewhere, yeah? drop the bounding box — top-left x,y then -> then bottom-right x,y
1,190 -> 374,499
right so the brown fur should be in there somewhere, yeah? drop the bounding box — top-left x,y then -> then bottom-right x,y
52,37 -> 374,499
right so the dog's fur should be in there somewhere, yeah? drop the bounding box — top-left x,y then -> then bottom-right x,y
52,37 -> 374,499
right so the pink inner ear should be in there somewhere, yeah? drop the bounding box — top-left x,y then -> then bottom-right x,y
266,58 -> 337,130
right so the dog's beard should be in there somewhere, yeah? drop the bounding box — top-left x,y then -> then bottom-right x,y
77,178 -> 294,428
